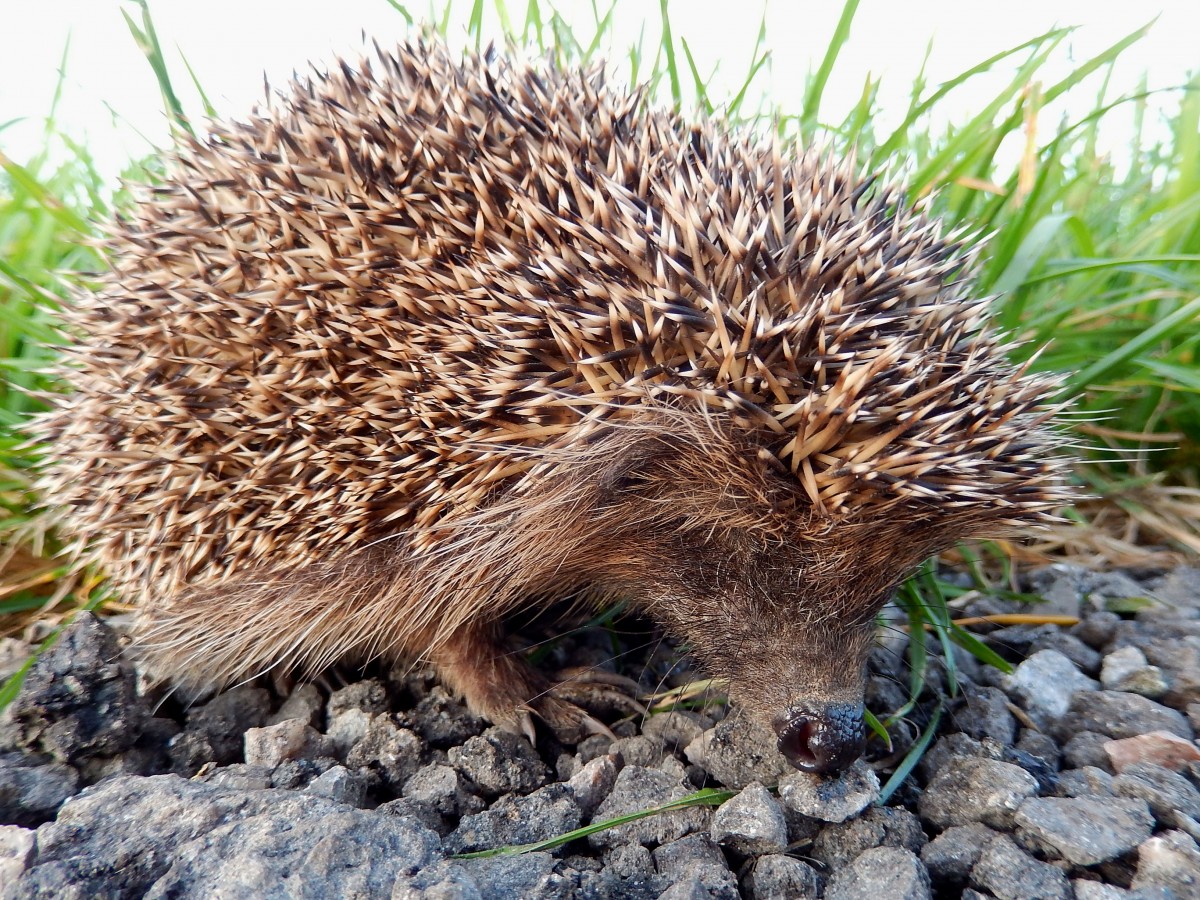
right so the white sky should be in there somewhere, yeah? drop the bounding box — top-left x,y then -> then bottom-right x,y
1,1 -> 1198,182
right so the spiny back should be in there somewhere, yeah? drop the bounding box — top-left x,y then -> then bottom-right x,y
36,40 -> 1069,601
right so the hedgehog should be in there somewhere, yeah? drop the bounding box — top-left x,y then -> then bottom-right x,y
34,39 -> 1074,775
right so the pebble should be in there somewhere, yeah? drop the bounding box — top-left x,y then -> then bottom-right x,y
824,846 -> 931,900
918,757 -> 1038,829
710,781 -> 788,856
777,758 -> 879,823
1013,796 -> 1154,865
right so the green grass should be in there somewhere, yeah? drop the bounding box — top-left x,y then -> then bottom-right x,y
0,0 -> 1197,760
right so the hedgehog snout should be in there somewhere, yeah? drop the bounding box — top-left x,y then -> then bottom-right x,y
772,701 -> 866,775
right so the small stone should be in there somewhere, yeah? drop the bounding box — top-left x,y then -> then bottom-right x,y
711,781 -> 788,856
653,831 -> 728,876
824,847 -> 931,900
1003,649 -> 1098,729
604,842 -> 654,879
399,687 -> 485,749
956,687 -> 1017,744
918,757 -> 1038,829
566,754 -> 619,817
1056,691 -> 1191,742
1101,647 -> 1169,698
201,763 -> 272,791
403,763 -> 483,819
1132,830 -> 1200,895
921,823 -> 995,884
588,766 -> 709,849
1055,766 -> 1116,799
455,852 -> 567,899
243,717 -> 333,767
0,758 -> 80,827
448,728 -> 549,799
305,764 -> 369,807
810,806 -> 926,871
446,783 -> 581,854
0,824 -> 35,886
684,719 -> 791,790
743,854 -> 822,899
344,715 -> 423,790
970,834 -> 1071,900
1064,731 -> 1115,770
267,684 -> 323,727
184,685 -> 272,765
642,712 -> 706,753
610,735 -> 666,767
1014,796 -> 1153,865
1105,731 -> 1200,772
777,758 -> 879,824
1114,763 -> 1200,826
325,708 -> 373,759
327,679 -> 388,718
1070,882 -> 1131,900
6,613 -> 145,763
658,863 -> 739,900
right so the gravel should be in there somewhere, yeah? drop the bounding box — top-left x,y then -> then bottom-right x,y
3,563 -> 1200,897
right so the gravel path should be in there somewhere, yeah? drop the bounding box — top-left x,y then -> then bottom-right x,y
2,564 -> 1200,898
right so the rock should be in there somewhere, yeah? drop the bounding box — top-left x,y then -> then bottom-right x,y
1132,830 -> 1200,895
1114,762 -> 1200,827
1014,796 -> 1154,865
1056,691 -> 1191,742
1003,649 -> 1098,729
1101,647 -> 1168,698
566,754 -> 619,817
399,687 -> 485,749
711,782 -> 788,856
448,727 -> 550,798
1056,766 -> 1117,799
0,824 -> 35,886
0,757 -> 79,828
7,774 -> 442,899
5,613 -> 145,763
454,852 -> 570,899
610,735 -> 667,768
604,842 -> 655,879
641,712 -> 706,754
326,679 -> 388,718
266,683 -> 323,728
446,783 -> 581,854
810,806 -> 925,871
683,719 -> 791,790
777,759 -> 879,824
921,823 -> 995,885
403,763 -> 484,820
304,764 -> 369,807
325,708 -> 373,758
587,767 -> 709,849
970,834 -> 1071,900
918,757 -> 1038,829
956,687 -> 1017,744
184,685 -> 272,765
1105,731 -> 1200,772
654,833 -> 737,899
201,764 -> 272,791
824,846 -> 931,900
344,715 -> 423,790
1064,731 -> 1116,770
243,718 -> 333,767
743,854 -> 822,899
390,860 -> 482,899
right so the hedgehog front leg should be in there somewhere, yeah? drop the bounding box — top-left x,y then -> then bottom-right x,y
429,624 -> 611,744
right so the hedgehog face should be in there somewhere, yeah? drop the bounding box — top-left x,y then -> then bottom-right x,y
570,419 -> 948,775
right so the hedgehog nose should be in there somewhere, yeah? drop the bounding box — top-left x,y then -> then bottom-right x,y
773,702 -> 866,775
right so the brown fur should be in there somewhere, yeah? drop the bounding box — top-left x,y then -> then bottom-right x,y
34,41 -> 1074,735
